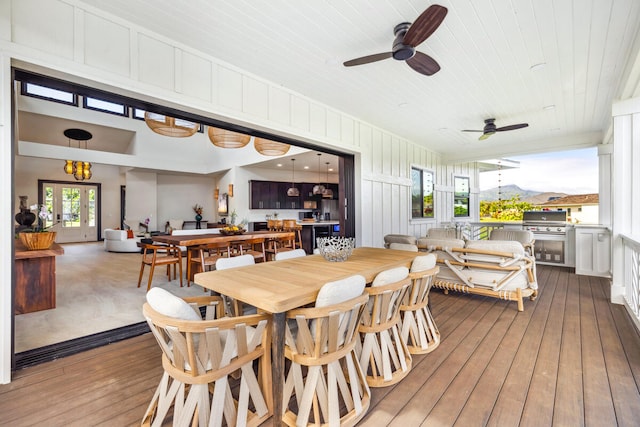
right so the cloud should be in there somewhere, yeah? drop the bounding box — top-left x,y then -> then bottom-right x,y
480,148 -> 598,194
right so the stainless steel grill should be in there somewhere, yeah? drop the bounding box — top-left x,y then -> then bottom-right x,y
522,211 -> 568,265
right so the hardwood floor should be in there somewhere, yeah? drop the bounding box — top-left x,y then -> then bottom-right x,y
2,264 -> 640,426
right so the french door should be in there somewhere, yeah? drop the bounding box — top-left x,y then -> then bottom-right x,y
41,182 -> 98,243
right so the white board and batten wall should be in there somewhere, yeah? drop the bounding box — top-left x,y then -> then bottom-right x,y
0,0 -> 479,382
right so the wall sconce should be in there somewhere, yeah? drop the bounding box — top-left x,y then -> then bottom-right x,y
214,187 -> 219,199
228,184 -> 234,197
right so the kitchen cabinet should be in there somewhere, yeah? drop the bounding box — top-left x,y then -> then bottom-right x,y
574,226 -> 611,277
250,180 -> 336,209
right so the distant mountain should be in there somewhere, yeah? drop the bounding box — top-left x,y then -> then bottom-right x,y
480,185 -> 541,202
480,184 -> 568,203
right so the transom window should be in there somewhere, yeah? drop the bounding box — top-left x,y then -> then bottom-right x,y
22,82 -> 77,106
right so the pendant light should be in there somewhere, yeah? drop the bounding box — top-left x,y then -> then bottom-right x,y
144,111 -> 198,138
62,128 -> 93,181
254,138 -> 290,156
208,127 -> 251,148
322,162 -> 333,198
287,158 -> 300,197
313,153 -> 325,195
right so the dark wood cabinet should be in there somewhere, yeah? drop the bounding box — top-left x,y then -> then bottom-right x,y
250,180 -> 328,210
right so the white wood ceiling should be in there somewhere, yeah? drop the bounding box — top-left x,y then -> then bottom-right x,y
79,0 -> 640,163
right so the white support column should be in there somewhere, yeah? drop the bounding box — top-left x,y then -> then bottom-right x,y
611,98 -> 640,304
0,53 -> 13,384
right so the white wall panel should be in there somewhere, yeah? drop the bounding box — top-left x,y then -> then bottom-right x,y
341,116 -> 354,145
11,0 -> 74,60
137,34 -> 174,90
268,86 -> 290,125
217,65 -> 243,111
326,110 -> 340,140
291,97 -> 309,131
181,51 -> 212,102
309,103 -> 326,136
242,76 -> 268,120
84,13 -> 130,76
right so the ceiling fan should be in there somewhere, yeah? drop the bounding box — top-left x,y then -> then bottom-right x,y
462,118 -> 529,140
343,4 -> 448,76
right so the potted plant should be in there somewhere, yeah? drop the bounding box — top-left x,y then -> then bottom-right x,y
18,204 -> 58,250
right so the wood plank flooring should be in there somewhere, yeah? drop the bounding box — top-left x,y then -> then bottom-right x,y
2,264 -> 640,426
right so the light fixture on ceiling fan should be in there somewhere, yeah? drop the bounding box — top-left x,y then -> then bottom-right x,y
322,162 -> 333,199
287,158 -> 300,197
313,153 -> 325,195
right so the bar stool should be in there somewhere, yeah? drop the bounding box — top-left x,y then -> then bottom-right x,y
283,275 -> 370,426
400,254 -> 440,354
282,219 -> 303,250
142,289 -> 272,427
357,266 -> 412,387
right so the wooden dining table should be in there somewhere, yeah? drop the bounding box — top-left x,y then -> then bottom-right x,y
194,246 -> 420,426
152,230 -> 295,247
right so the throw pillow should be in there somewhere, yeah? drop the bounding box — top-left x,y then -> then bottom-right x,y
146,288 -> 201,321
126,229 -> 134,239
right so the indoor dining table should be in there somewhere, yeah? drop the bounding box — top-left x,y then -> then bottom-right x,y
152,229 -> 295,248
194,246 -> 420,426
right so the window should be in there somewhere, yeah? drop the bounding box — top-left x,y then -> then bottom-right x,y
454,176 -> 470,217
84,96 -> 128,116
412,167 -> 434,218
21,82 -> 77,106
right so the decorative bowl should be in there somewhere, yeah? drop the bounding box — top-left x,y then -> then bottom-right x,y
19,231 -> 57,250
219,228 -> 246,236
316,237 -> 355,262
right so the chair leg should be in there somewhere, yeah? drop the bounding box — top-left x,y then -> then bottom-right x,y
147,263 -> 156,291
137,261 -> 146,288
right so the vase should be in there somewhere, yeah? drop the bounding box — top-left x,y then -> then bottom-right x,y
19,231 -> 56,250
195,214 -> 203,229
15,209 -> 36,227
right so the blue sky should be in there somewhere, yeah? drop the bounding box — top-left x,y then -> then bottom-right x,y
479,147 -> 599,194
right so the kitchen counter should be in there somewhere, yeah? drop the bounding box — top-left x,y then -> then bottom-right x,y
298,220 -> 340,226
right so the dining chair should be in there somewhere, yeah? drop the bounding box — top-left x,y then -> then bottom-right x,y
265,235 -> 297,261
186,240 -> 231,286
142,288 -> 272,427
234,237 -> 267,263
282,275 -> 370,426
215,254 -> 256,316
400,254 -> 440,354
357,266 -> 412,387
137,242 -> 183,291
274,248 -> 307,260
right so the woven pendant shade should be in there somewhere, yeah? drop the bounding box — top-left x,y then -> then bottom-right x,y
207,127 -> 251,148
144,112 -> 198,138
254,138 -> 290,156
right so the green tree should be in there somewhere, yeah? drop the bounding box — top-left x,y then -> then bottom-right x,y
479,196 -> 533,221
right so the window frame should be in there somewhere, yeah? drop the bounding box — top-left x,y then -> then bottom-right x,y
453,175 -> 471,218
21,82 -> 78,106
83,96 -> 129,117
411,166 -> 435,220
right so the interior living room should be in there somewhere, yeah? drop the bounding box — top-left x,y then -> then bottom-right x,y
3,1 -> 640,425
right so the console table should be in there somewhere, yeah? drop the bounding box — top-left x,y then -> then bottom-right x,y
14,241 -> 64,314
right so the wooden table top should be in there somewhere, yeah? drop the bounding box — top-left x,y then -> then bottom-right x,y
194,247 -> 418,313
15,242 -> 64,260
152,230 -> 295,247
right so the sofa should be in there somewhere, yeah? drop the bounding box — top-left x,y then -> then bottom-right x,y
104,229 -> 142,253
421,237 -> 538,311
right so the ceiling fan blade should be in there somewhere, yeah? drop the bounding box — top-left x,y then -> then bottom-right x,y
479,132 -> 493,141
462,129 -> 483,133
495,123 -> 529,132
406,52 -> 440,75
404,4 -> 448,47
343,52 -> 393,67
